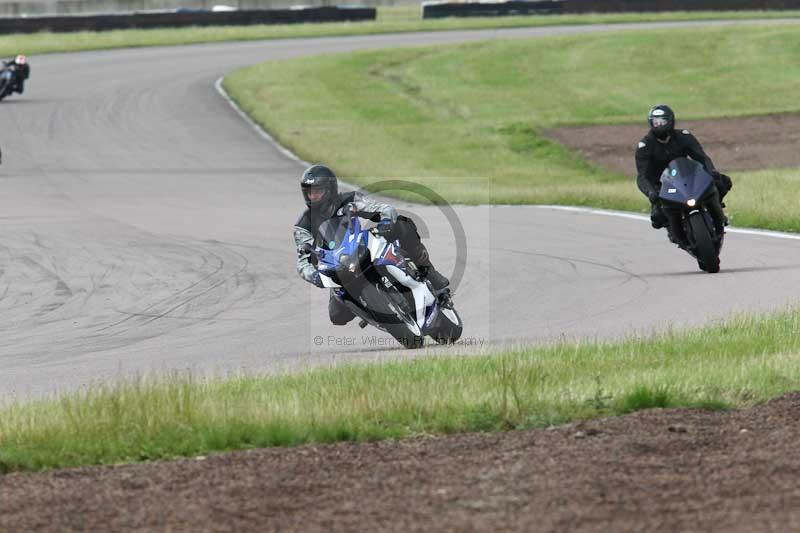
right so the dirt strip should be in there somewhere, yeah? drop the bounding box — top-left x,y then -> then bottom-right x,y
544,113 -> 800,176
2,392 -> 800,532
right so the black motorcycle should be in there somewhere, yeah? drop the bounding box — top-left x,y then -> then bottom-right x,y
0,66 -> 18,101
658,157 -> 724,273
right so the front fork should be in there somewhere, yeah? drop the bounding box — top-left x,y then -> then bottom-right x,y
683,209 -> 724,251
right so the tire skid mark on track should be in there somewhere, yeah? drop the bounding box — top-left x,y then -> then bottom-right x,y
0,230 -> 269,362
102,241 -> 255,337
8,22 -> 800,398
99,241 -> 229,332
499,247 -> 650,286
138,244 -> 252,326
497,247 -> 652,328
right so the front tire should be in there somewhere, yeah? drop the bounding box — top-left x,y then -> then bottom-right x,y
382,285 -> 425,349
383,302 -> 425,349
688,212 -> 719,273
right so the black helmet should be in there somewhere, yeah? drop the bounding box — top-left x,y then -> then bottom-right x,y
648,104 -> 675,139
300,164 -> 338,216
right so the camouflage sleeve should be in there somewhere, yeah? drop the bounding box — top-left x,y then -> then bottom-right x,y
352,192 -> 397,222
293,225 -> 318,284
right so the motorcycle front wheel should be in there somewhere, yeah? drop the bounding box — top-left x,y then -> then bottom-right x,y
688,211 -> 720,273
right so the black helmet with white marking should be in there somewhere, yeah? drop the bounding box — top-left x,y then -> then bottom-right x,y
300,164 -> 338,216
648,104 -> 675,139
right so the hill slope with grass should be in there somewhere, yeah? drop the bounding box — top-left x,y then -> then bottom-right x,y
225,24 -> 800,230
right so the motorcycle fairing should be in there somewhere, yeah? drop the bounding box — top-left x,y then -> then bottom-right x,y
374,241 -> 403,267
317,215 -> 369,288
385,264 -> 435,327
658,157 -> 714,207
314,211 -> 438,333
367,232 -> 435,326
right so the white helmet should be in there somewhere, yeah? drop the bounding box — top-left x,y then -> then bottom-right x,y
14,55 -> 26,65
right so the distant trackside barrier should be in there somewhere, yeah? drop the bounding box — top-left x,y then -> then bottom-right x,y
421,0 -> 562,18
565,0 -> 800,13
0,5 -> 376,33
422,0 -> 800,19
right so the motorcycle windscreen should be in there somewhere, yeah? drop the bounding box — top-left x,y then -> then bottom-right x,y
658,157 -> 714,205
316,216 -> 351,250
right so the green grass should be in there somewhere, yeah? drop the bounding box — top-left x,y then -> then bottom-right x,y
3,9 -> 800,58
724,168 -> 800,231
4,13 -> 800,475
223,24 -> 800,227
3,310 -> 800,472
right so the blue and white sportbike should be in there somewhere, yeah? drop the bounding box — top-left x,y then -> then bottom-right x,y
305,204 -> 463,349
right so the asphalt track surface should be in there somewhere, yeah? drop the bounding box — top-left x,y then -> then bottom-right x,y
3,19 -> 800,400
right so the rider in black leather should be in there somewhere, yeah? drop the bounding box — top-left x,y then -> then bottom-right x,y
293,164 -> 450,325
3,55 -> 30,94
636,104 -> 731,243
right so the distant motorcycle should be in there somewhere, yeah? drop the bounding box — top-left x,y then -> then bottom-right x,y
658,157 -> 724,273
304,203 -> 463,348
0,65 -> 18,101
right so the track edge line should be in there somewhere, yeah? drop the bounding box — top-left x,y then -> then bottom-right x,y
214,79 -> 800,243
214,77 -> 312,169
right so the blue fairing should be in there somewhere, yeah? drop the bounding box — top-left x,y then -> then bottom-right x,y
316,215 -> 369,274
424,302 -> 437,328
373,240 -> 402,267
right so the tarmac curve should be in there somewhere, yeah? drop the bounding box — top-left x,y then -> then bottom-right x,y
3,19 -> 800,400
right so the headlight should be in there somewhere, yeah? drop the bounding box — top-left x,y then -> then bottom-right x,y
687,199 -> 696,207
338,253 -> 358,273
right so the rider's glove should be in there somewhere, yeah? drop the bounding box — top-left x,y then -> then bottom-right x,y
647,190 -> 659,204
376,218 -> 395,238
712,171 -> 733,193
309,270 -> 325,288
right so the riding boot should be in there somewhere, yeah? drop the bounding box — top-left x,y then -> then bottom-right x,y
406,243 -> 449,293
650,202 -> 667,229
393,216 -> 450,293
421,266 -> 450,293
706,189 -> 727,236
666,211 -> 688,249
328,289 -> 355,326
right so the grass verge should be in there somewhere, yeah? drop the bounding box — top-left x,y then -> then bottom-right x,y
224,24 -> 800,229
2,310 -> 800,472
3,9 -> 800,58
